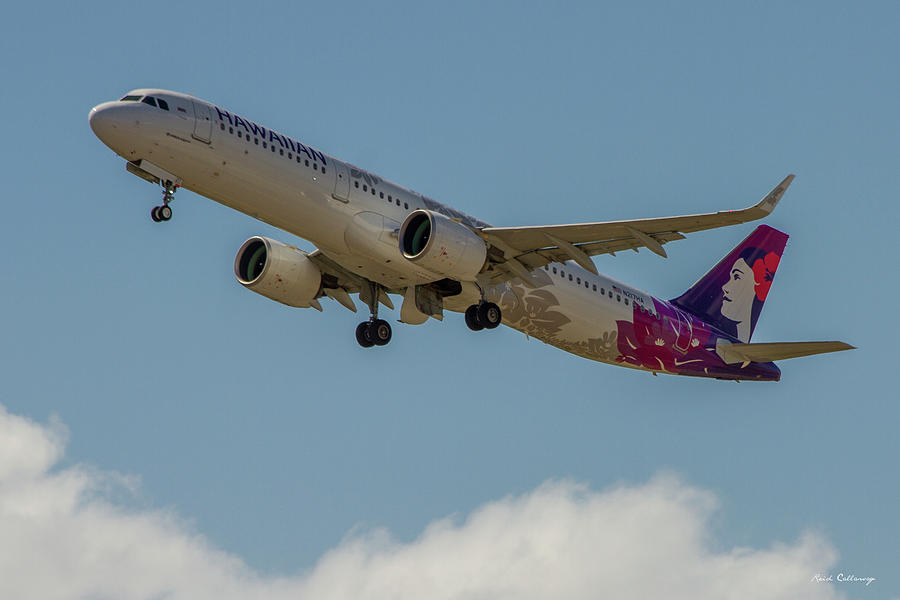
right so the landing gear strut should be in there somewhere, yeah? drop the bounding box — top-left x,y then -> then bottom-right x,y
356,282 -> 392,348
465,301 -> 502,331
151,181 -> 177,222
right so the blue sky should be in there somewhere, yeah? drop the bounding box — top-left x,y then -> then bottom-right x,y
1,1 -> 896,598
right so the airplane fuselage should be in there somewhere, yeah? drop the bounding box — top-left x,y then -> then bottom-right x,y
90,89 -> 782,381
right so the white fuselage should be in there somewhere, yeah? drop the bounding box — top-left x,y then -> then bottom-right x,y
90,89 -> 662,369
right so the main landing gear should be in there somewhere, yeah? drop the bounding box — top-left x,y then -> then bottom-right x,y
150,181 -> 177,222
356,319 -> 392,348
465,302 -> 502,331
356,282 -> 392,348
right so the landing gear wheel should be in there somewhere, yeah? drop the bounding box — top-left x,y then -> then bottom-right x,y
371,319 -> 392,346
150,181 -> 177,223
355,322 -> 375,348
477,302 -> 502,329
465,305 -> 484,331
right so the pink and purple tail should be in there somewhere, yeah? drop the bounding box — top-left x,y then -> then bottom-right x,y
671,225 -> 789,342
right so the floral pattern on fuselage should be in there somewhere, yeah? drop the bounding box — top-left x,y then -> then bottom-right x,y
616,301 -> 711,373
493,270 -> 571,337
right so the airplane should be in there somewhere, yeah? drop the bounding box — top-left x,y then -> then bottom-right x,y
89,89 -> 853,381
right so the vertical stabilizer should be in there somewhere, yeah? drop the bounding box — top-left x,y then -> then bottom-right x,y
671,225 -> 788,342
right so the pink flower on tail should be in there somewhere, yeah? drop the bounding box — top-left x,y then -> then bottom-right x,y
752,252 -> 780,301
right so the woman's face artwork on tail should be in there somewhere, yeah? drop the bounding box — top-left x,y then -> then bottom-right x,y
720,250 -> 781,342
721,257 -> 756,337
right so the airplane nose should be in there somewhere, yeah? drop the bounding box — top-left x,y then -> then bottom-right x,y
89,104 -> 115,140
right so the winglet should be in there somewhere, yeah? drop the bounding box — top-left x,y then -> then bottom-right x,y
758,174 -> 795,216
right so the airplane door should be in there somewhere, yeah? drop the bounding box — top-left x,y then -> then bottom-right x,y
332,162 -> 350,202
191,101 -> 212,143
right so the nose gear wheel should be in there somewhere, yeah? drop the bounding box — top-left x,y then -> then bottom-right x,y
151,181 -> 177,223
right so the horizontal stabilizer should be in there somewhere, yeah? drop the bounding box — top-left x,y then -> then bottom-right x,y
717,340 -> 855,364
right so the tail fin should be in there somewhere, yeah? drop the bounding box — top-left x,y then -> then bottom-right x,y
671,225 -> 788,342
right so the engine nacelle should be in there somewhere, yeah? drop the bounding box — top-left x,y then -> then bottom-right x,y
399,209 -> 487,281
234,236 -> 321,308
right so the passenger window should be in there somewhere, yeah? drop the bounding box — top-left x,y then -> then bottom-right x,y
600,288 -> 604,294
288,152 -> 291,159
552,267 -> 557,274
404,202 -> 408,209
280,148 -> 284,155
297,156 -> 301,163
380,191 -> 384,199
141,96 -> 157,107
322,166 -> 326,174
158,99 -> 169,111
568,274 -> 573,281
263,142 -> 267,148
305,159 -> 310,167
220,123 -> 225,131
616,295 -> 621,302
585,281 -> 589,288
396,199 -> 400,206
314,163 -> 318,171
229,127 -> 234,134
608,291 -> 613,298
354,181 -> 359,188
271,145 -> 276,152
576,277 -> 580,284
388,195 -> 392,202
625,298 -> 629,305
254,138 -> 259,145
592,284 -> 597,291
371,188 -> 376,195
238,131 -> 242,138
363,185 -> 368,192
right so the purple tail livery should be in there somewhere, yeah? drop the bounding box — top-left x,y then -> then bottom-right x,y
672,225 -> 788,343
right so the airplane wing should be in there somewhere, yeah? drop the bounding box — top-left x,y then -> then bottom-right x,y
717,340 -> 855,364
476,175 -> 794,285
306,250 -> 394,313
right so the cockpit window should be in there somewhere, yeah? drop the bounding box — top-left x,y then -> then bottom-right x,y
120,95 -> 141,102
141,96 -> 157,108
157,98 -> 169,111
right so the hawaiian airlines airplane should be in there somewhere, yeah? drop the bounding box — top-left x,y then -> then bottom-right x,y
89,89 -> 853,381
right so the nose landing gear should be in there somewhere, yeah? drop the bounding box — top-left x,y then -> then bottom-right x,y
150,181 -> 177,222
465,302 -> 502,331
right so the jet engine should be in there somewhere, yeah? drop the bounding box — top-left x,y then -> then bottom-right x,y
399,210 -> 487,281
234,236 -> 322,308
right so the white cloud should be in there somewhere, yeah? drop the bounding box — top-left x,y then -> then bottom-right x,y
0,404 -> 844,600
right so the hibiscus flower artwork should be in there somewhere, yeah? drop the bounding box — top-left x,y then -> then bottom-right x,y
751,252 -> 779,302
